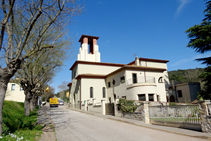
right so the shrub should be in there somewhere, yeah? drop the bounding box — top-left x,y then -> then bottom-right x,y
118,99 -> 138,113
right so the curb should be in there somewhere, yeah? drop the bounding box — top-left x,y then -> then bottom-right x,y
39,106 -> 57,141
43,107 -> 55,129
67,107 -> 211,140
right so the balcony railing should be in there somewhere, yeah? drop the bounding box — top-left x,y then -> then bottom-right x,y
127,76 -> 155,85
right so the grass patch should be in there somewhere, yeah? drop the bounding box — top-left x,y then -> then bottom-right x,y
1,101 -> 43,140
151,117 -> 200,122
0,129 -> 42,141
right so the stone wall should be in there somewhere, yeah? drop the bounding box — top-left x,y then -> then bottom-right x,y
198,100 -> 211,133
122,112 -> 144,121
116,99 -> 211,131
117,101 -> 150,123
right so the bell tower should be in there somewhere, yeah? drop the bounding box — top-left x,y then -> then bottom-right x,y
77,35 -> 101,62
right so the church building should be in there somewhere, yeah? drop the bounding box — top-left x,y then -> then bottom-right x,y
68,35 -> 170,110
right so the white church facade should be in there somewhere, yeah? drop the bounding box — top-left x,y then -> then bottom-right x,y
68,35 -> 170,111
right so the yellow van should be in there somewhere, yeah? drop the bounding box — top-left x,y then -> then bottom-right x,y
49,98 -> 59,107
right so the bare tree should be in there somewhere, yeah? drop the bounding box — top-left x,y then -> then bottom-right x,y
50,87 -> 55,94
58,81 -> 69,91
0,0 -> 82,135
17,42 -> 68,115
57,81 -> 69,99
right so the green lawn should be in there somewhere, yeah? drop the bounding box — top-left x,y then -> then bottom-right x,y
1,101 -> 43,140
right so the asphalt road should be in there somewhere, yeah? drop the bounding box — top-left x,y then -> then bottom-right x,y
47,105 -> 207,141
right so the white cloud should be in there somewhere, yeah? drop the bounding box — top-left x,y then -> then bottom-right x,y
193,53 -> 211,60
105,40 -> 110,43
175,0 -> 192,17
171,58 -> 192,66
171,53 -> 211,67
98,2 -> 103,5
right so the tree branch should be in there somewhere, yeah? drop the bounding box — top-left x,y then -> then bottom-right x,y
15,10 -> 43,59
0,0 -> 15,51
21,45 -> 53,60
15,0 -> 44,59
5,0 -> 15,65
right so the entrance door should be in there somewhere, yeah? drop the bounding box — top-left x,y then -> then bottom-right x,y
170,95 -> 175,102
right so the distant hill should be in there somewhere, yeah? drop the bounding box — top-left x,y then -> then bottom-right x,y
168,68 -> 205,84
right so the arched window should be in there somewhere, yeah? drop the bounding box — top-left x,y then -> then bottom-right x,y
90,87 -> 93,98
158,77 -> 163,83
102,87 -> 106,98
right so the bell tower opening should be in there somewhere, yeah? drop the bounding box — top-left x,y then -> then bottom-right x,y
88,38 -> 94,54
77,35 -> 101,62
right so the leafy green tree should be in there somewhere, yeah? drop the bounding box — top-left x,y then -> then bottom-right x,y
186,0 -> 211,99
198,67 -> 211,99
168,68 -> 204,83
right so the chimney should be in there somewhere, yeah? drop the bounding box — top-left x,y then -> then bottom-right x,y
135,57 -> 140,66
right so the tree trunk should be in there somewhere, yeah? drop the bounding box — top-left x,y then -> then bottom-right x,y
30,95 -> 38,112
34,95 -> 38,108
24,91 -> 33,116
0,59 -> 21,135
0,80 -> 8,136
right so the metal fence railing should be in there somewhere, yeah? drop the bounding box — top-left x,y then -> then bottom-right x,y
127,76 -> 155,85
149,105 -> 200,124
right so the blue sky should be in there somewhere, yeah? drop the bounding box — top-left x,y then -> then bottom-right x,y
52,0 -> 211,93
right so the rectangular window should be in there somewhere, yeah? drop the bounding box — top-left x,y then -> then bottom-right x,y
73,71 -> 76,78
177,90 -> 182,97
20,87 -> 23,91
138,94 -> 145,101
132,73 -> 137,84
11,84 -> 15,91
148,94 -> 154,101
120,76 -> 125,83
122,96 -> 126,99
108,82 -> 111,87
90,87 -> 93,98
102,87 -> 106,98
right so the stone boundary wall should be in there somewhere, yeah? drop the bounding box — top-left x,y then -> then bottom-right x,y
198,100 -> 211,133
114,101 -> 150,124
122,112 -> 144,121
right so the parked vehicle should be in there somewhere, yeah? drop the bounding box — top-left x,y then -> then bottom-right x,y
59,100 -> 64,105
42,102 -> 46,106
49,98 -> 59,107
